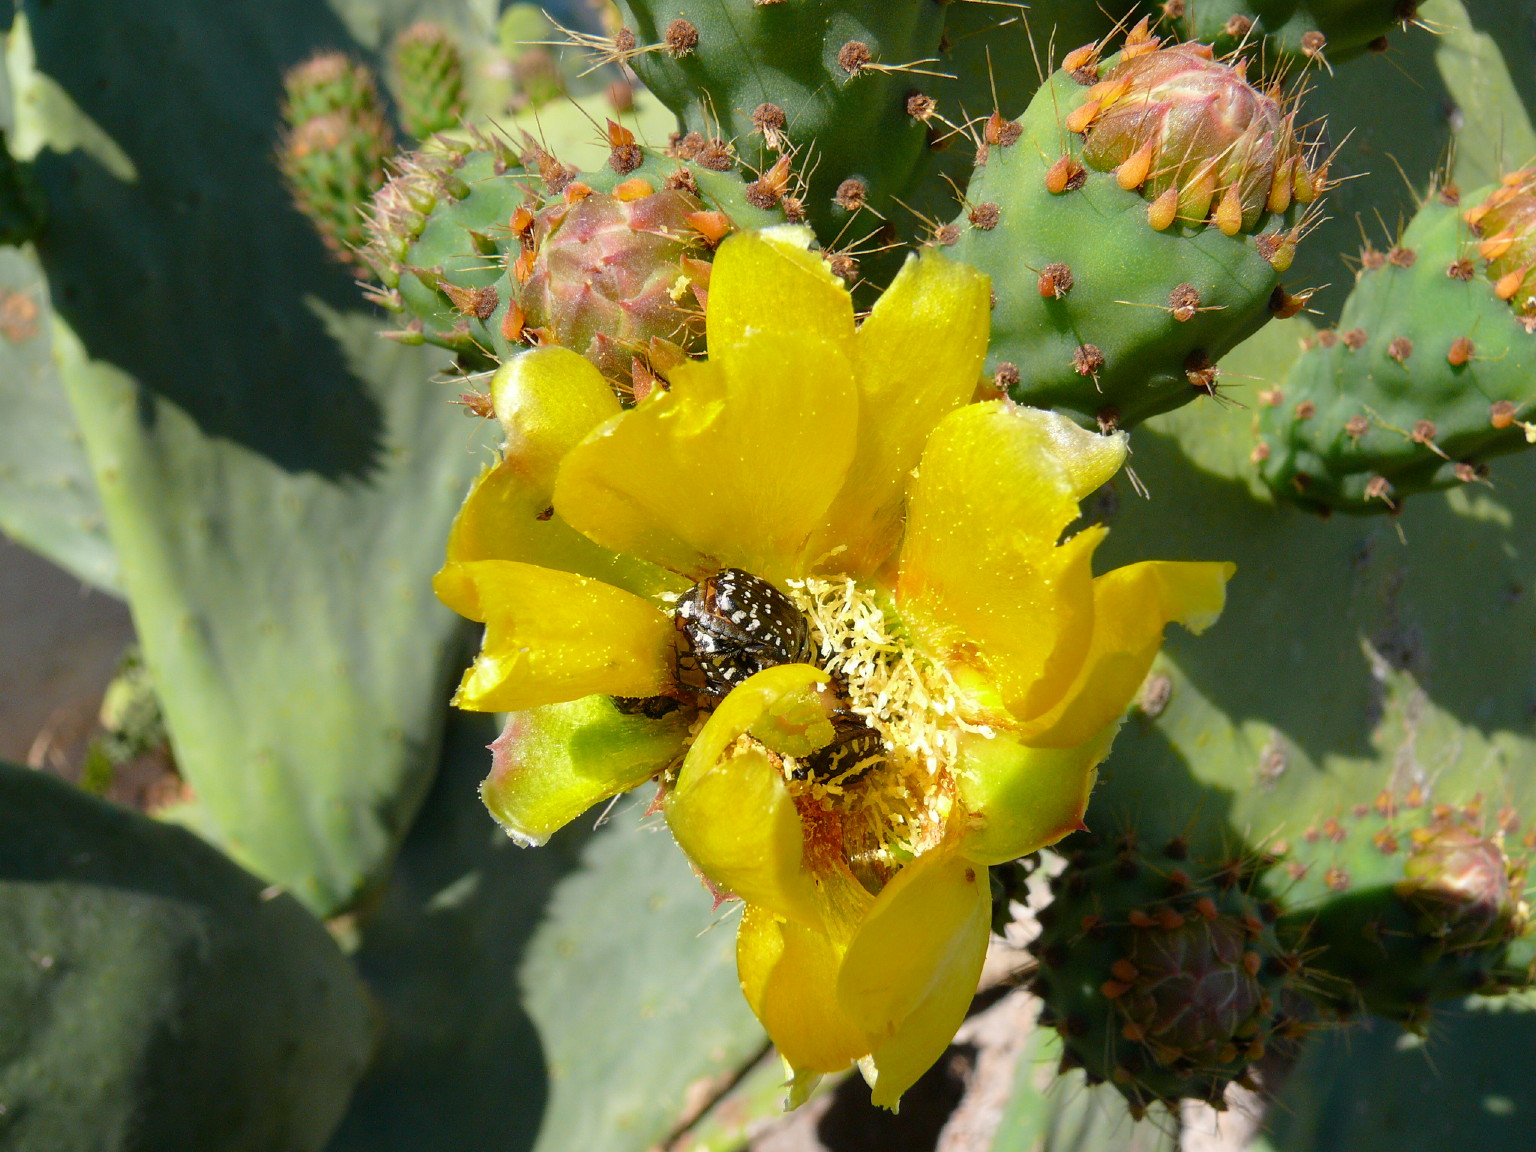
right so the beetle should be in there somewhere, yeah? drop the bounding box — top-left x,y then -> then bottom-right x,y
673,568 -> 815,699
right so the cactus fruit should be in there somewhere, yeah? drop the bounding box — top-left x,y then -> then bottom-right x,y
1154,0 -> 1419,67
951,23 -> 1322,429
1255,175 -> 1536,513
390,22 -> 468,140
278,53 -> 395,268
1274,790 -> 1531,1027
1029,833 -> 1303,1117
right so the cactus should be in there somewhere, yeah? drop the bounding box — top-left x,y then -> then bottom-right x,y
5,0 -> 1536,1148
364,134 -> 783,383
1153,0 -> 1417,66
1275,793 -> 1530,1025
278,53 -> 396,268
390,22 -> 468,139
951,24 -> 1322,429
1029,832 -> 1301,1117
1256,175 -> 1536,513
0,761 -> 371,1152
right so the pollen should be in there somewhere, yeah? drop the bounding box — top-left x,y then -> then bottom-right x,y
780,576 -> 993,863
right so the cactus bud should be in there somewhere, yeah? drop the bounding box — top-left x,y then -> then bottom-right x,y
391,22 -> 467,139
517,188 -> 711,389
1079,45 -> 1312,235
1468,169 -> 1536,316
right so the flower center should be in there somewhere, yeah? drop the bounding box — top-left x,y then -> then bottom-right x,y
780,575 -> 992,866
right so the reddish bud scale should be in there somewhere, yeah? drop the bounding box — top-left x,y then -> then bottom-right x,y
1079,44 -> 1312,236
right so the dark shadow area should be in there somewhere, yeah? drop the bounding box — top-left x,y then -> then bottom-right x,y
1266,1004 -> 1536,1151
816,1044 -> 974,1152
0,761 -> 371,1152
23,0 -> 393,479
1084,720 -> 1247,865
327,710 -> 590,1152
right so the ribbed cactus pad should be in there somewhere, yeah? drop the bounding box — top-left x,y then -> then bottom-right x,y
1256,181 -> 1536,513
0,762 -> 371,1152
952,31 -> 1318,428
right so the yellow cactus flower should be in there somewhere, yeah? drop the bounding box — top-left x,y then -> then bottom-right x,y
434,226 -> 1233,1109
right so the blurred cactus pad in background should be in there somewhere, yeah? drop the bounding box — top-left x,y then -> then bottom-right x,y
1,1 -> 1535,1150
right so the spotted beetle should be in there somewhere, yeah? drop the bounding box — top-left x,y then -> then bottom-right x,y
673,568 -> 815,699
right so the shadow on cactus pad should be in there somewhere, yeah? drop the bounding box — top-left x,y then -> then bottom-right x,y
23,0 -> 389,479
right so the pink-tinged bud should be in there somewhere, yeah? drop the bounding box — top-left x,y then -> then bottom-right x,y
1468,169 -> 1536,316
1079,44 -> 1313,235
517,188 -> 710,388
1398,823 -> 1524,951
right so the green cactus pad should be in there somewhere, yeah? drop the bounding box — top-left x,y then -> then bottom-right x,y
1273,787 -> 1530,1025
1155,0 -> 1417,67
611,0 -> 945,265
0,245 -> 116,591
0,761 -> 371,1152
1029,833 -> 1300,1117
366,137 -> 782,378
950,41 -> 1317,429
1256,182 -> 1536,514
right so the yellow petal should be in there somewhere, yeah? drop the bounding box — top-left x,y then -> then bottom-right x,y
951,727 -> 1115,865
490,345 -> 622,493
706,226 -> 855,360
737,904 -> 869,1075
435,560 -> 674,711
480,695 -> 690,846
899,402 -> 1127,721
1017,560 -> 1234,748
837,850 -> 991,1110
806,248 -> 992,578
664,664 -> 831,928
837,848 -> 990,1034
444,459 -> 683,601
553,331 -> 858,582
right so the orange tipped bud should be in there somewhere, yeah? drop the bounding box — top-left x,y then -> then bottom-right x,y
562,181 -> 594,204
1494,267 -> 1526,300
1215,183 -> 1244,235
1148,186 -> 1179,231
1116,140 -> 1156,190
1063,43 -> 1100,73
1065,99 -> 1101,134
613,177 -> 655,201
606,119 -> 636,148
685,210 -> 733,245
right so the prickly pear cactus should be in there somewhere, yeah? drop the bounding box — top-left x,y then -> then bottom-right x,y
6,0 -> 1536,1149
278,53 -> 396,267
1153,0 -> 1417,65
1256,174 -> 1536,513
1030,832 -> 1301,1117
952,23 -> 1321,428
389,22 -> 467,138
